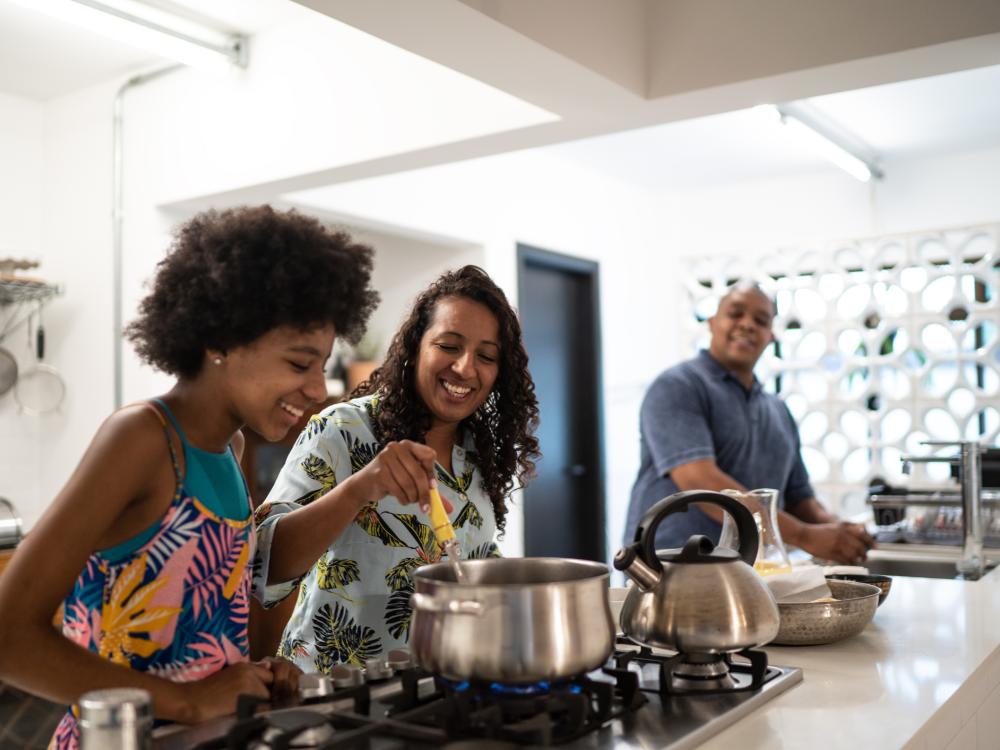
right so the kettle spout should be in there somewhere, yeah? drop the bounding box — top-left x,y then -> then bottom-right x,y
613,545 -> 660,592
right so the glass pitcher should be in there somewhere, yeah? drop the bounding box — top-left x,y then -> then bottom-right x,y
719,488 -> 792,576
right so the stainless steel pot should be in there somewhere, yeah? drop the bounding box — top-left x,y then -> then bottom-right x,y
614,490 -> 780,653
409,557 -> 614,683
0,498 -> 22,549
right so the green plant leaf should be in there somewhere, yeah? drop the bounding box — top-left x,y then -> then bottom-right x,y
316,555 -> 360,592
385,586 -> 414,641
453,501 -> 483,530
385,557 -> 422,592
356,505 -> 408,548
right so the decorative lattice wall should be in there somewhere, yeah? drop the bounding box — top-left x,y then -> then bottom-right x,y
683,223 -> 1000,517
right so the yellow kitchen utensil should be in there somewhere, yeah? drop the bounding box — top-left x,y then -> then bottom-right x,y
428,485 -> 465,582
428,486 -> 457,545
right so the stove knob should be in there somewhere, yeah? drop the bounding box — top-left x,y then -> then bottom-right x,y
330,664 -> 365,688
364,657 -> 393,681
386,648 -> 412,671
298,672 -> 335,700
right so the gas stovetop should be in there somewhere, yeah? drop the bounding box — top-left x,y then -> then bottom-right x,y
153,646 -> 802,750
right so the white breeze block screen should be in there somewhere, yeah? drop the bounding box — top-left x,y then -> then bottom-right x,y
683,224 -> 1000,517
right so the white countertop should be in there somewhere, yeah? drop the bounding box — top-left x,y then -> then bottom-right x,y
698,566 -> 1000,750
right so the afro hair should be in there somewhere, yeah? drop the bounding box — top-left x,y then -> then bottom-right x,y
126,205 -> 379,378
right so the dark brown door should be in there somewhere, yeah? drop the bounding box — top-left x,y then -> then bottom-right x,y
517,245 -> 605,561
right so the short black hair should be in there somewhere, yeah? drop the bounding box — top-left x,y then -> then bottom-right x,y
719,279 -> 777,317
126,205 -> 379,378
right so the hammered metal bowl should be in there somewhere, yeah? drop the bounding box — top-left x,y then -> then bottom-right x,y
772,579 -> 880,646
826,573 -> 892,607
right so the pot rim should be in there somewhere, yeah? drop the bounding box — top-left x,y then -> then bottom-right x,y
413,556 -> 610,588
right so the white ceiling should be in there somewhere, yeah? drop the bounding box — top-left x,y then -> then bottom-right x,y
0,0 -> 298,100
0,2 -> 154,99
1,0 -> 999,191
545,64 -> 1000,191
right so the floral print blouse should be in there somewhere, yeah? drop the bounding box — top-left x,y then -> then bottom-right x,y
251,395 -> 499,673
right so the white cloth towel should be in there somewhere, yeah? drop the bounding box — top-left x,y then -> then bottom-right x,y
764,563 -> 832,603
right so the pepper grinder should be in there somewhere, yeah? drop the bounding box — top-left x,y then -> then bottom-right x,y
79,688 -> 152,750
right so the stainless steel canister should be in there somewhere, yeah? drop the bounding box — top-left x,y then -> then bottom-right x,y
0,498 -> 22,549
79,688 -> 152,750
409,557 -> 614,683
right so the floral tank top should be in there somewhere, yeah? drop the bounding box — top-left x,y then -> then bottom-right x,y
51,402 -> 255,750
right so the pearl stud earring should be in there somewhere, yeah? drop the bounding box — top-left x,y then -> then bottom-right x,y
213,357 -> 222,365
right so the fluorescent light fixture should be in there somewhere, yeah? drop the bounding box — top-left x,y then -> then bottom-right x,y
754,104 -> 882,182
10,0 -> 246,70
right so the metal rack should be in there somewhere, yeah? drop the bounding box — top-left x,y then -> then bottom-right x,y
0,278 -> 63,341
0,278 -> 61,306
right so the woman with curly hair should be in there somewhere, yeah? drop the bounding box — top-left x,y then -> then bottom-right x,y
0,206 -> 378,749
253,265 -> 540,671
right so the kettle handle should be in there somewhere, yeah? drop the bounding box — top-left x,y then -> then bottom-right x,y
626,490 -> 759,571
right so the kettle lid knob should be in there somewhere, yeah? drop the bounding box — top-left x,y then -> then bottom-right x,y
657,534 -> 740,564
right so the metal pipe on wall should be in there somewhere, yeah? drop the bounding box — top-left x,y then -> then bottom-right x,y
112,65 -> 180,408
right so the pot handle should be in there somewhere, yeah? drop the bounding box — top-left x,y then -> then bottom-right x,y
616,490 -> 759,572
409,592 -> 484,616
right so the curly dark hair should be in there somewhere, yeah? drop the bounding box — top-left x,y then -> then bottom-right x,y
351,266 -> 540,535
126,206 -> 379,378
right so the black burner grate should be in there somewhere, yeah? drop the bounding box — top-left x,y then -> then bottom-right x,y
387,668 -> 646,746
614,642 -> 779,696
197,667 -> 646,749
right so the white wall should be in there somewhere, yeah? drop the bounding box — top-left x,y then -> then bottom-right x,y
0,94 -> 43,259
347,227 -> 485,361
0,92 -> 45,528
37,82 -> 120,533
660,146 -> 1000,255
0,81 -> 119,533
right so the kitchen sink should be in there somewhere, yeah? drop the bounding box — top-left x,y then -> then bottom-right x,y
864,551 -> 999,580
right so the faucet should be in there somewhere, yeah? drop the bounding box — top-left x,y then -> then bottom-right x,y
899,440 -> 985,579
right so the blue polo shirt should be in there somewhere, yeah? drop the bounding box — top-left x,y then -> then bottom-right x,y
624,350 -> 814,550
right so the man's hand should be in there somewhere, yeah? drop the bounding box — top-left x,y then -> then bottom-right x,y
798,521 -> 875,565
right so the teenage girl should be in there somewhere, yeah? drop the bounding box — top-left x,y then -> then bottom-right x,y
0,206 -> 379,748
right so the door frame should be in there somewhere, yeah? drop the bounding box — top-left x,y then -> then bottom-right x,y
516,243 -> 607,562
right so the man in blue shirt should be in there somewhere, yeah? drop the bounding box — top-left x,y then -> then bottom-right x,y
624,281 -> 874,565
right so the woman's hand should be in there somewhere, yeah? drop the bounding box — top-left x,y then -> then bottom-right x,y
255,656 -> 302,701
352,440 -> 452,512
180,662 -> 273,724
263,440 -> 451,587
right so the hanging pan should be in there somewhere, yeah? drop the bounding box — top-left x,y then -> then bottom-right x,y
0,303 -> 22,397
0,346 -> 16,397
14,304 -> 65,416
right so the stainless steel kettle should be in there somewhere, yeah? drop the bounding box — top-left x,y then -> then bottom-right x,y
613,490 -> 779,653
